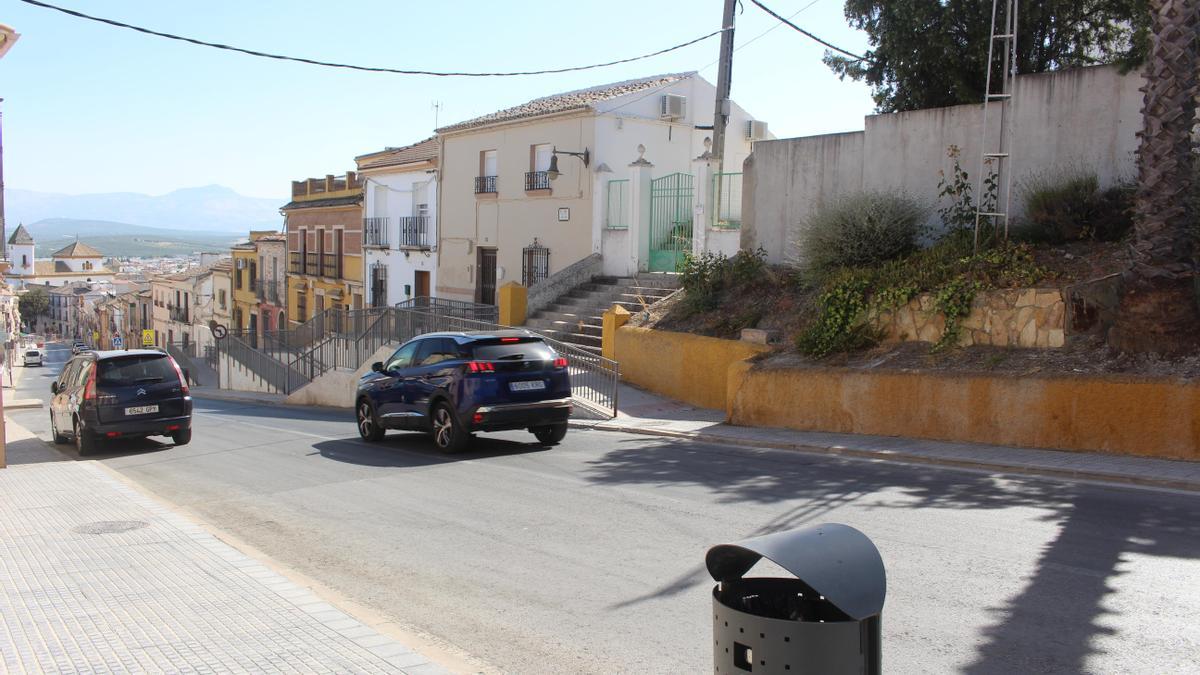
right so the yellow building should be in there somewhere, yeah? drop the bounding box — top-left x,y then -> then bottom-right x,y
282,172 -> 364,325
230,230 -> 279,337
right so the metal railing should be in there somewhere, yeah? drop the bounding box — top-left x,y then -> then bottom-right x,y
474,175 -> 497,194
322,253 -> 338,278
210,299 -> 616,417
364,217 -> 389,247
167,340 -> 218,388
305,252 -> 319,276
256,279 -> 282,305
398,216 -> 430,248
169,307 -> 189,324
289,252 -> 302,274
525,171 -> 551,191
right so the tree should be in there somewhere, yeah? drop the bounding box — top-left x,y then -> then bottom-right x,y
18,287 -> 49,324
825,0 -> 1151,113
1109,0 -> 1199,355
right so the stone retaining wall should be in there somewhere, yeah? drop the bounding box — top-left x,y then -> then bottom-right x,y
872,288 -> 1066,349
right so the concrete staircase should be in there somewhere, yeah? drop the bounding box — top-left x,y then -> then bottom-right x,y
524,274 -> 680,354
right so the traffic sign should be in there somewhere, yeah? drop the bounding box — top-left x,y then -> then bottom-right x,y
113,336 -> 124,349
141,329 -> 155,347
212,324 -> 228,340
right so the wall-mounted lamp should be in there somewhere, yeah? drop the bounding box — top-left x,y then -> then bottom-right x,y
546,146 -> 590,181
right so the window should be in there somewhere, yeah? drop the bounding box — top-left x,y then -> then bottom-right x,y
416,338 -> 461,367
21,254 -> 27,267
97,355 -> 174,386
385,341 -> 419,372
235,266 -> 243,290
218,289 -> 227,309
476,150 -> 498,194
532,144 -> 553,172
605,180 -> 630,229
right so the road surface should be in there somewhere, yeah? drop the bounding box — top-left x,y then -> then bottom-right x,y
8,343 -> 1200,673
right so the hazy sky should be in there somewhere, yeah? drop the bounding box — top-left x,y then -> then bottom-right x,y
0,0 -> 874,200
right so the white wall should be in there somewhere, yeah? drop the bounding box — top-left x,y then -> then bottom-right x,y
743,65 -> 1144,265
362,169 -> 438,304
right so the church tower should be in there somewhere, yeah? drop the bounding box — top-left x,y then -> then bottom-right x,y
6,223 -> 34,276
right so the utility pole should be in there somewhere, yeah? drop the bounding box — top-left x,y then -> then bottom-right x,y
710,0 -> 737,175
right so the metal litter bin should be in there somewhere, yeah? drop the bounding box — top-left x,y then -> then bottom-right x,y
707,523 -> 886,675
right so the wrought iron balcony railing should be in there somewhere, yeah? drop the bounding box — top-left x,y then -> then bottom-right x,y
364,217 -> 389,248
525,171 -> 551,191
398,216 -> 431,248
474,175 -> 497,194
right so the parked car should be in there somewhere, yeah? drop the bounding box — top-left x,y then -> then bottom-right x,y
22,347 -> 43,367
355,330 -> 572,451
71,341 -> 89,354
50,349 -> 193,455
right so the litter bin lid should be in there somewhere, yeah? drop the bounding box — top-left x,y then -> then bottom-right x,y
706,523 -> 886,620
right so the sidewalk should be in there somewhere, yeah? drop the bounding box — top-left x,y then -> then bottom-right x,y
569,383 -> 1200,492
0,423 -> 447,674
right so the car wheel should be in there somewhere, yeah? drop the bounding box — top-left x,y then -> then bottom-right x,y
357,399 -> 385,442
171,429 -> 192,446
74,418 -> 97,457
51,415 -> 67,444
430,402 -> 468,453
532,424 -> 568,446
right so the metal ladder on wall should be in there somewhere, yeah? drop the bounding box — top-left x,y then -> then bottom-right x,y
974,0 -> 1019,250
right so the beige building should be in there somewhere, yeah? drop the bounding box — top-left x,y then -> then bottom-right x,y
434,72 -> 763,303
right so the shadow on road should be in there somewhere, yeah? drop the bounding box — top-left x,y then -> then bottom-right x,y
584,438 -> 1200,673
311,433 -> 552,468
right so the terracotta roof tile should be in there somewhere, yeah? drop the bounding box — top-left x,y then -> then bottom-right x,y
280,195 -> 363,211
356,137 -> 439,171
52,240 -> 104,258
7,224 -> 34,245
436,72 -> 693,134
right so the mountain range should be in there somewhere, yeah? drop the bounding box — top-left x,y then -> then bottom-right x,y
4,185 -> 284,234
21,219 -> 242,258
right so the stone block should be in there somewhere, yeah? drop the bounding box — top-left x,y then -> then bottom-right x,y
961,309 -> 985,331
1019,318 -> 1038,347
1048,328 -> 1066,348
740,328 -> 778,345
918,295 -> 934,312
918,322 -> 941,343
1015,306 -> 1036,331
1037,328 -> 1050,348
1017,289 -> 1038,307
1035,290 -> 1061,308
1047,302 -> 1065,328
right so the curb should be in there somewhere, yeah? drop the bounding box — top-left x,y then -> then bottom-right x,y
568,420 -> 1200,494
5,399 -> 44,410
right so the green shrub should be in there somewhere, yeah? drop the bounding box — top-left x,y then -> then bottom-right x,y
679,247 -> 768,311
801,191 -> 926,272
1015,167 -> 1133,243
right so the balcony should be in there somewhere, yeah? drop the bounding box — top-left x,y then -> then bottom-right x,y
525,171 -> 551,191
257,280 -> 282,305
305,252 -> 319,276
169,306 -> 189,324
474,175 -> 497,194
398,216 -> 431,248
321,253 -> 339,279
289,252 -> 302,274
364,217 -> 389,248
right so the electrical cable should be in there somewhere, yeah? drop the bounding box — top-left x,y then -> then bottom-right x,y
17,0 -> 726,77
746,0 -> 868,61
700,0 -> 824,73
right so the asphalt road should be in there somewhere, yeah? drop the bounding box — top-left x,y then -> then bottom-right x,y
9,343 -> 1200,674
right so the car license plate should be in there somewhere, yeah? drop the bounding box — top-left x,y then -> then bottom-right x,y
125,405 -> 159,415
510,380 -> 546,392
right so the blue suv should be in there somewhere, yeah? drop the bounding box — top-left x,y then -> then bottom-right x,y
355,330 -> 572,451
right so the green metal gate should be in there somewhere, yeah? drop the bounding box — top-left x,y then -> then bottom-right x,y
649,172 -> 694,272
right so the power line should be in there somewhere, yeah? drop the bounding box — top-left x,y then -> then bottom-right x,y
17,0 -> 726,77
747,0 -> 869,62
701,0 -> 824,73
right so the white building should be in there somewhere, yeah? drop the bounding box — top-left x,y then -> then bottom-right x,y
354,137 -> 439,306
434,71 -> 768,302
4,225 -> 117,288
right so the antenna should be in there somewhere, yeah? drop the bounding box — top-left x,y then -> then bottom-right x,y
431,100 -> 442,130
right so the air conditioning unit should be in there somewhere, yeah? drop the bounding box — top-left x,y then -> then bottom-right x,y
746,120 -> 769,141
659,94 -> 687,121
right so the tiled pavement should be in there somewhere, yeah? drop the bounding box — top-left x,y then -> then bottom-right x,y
0,457 -> 447,674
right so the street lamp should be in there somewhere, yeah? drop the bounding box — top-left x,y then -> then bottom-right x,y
545,147 -> 590,181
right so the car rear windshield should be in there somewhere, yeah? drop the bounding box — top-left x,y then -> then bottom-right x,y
25,350 -> 39,357
470,339 -> 554,361
97,355 -> 177,386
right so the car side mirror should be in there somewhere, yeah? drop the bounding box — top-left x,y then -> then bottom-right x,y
50,382 -> 58,394
371,361 -> 384,373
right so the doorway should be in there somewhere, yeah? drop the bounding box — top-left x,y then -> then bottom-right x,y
414,270 -> 431,299
476,248 -> 497,305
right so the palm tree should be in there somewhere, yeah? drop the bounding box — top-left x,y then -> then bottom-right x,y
1110,0 -> 1200,355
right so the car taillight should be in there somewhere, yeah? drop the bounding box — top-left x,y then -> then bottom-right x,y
83,370 -> 97,401
467,361 -> 495,373
553,357 -> 568,368
168,356 -> 190,395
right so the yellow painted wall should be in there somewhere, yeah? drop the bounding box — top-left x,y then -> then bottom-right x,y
730,368 -> 1200,460
614,326 -> 768,411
